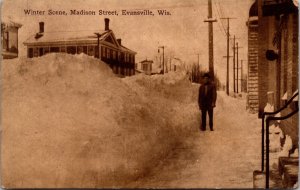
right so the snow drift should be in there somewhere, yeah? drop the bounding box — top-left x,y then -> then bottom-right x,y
1,53 -> 200,188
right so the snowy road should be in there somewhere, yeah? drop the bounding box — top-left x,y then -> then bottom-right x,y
129,92 -> 262,188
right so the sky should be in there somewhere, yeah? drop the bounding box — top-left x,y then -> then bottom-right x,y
1,0 -> 254,85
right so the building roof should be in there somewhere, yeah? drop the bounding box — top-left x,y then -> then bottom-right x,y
24,30 -> 110,45
2,16 -> 22,28
24,29 -> 136,54
140,59 -> 153,63
249,0 -> 258,17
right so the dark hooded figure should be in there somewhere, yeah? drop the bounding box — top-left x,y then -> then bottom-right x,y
198,73 -> 217,131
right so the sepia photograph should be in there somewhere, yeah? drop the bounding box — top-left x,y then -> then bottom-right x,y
0,0 -> 299,189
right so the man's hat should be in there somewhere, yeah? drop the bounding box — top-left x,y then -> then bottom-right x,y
203,73 -> 210,78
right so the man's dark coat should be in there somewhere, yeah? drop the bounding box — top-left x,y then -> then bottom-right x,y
198,82 -> 217,110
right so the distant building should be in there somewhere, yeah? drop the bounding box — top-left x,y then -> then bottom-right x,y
140,59 -> 153,75
1,19 -> 22,59
23,18 -> 136,76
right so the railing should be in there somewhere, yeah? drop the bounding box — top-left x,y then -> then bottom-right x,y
261,92 -> 298,172
261,92 -> 298,188
265,108 -> 298,188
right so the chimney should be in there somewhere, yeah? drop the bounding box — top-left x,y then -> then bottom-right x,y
104,18 -> 110,31
117,39 -> 121,45
39,22 -> 44,33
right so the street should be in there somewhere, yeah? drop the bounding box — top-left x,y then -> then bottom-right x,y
129,92 -> 261,188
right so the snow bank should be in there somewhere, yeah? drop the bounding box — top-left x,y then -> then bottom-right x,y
2,53 -> 200,188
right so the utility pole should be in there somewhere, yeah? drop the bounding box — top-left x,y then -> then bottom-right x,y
223,54 -> 233,93
241,59 -> 244,92
220,17 -> 236,95
204,0 -> 217,80
232,36 -> 236,93
240,59 -> 247,92
158,46 -> 165,74
236,42 -> 242,93
169,57 -> 172,72
166,57 -> 169,73
196,53 -> 200,72
230,35 -> 239,93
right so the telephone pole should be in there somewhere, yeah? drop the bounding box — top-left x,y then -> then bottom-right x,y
236,42 -> 242,93
158,46 -> 165,74
220,17 -> 236,95
204,0 -> 217,80
196,53 -> 200,71
240,59 -> 247,92
230,35 -> 239,93
233,36 -> 236,93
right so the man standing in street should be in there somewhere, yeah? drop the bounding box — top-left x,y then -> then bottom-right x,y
198,73 -> 217,131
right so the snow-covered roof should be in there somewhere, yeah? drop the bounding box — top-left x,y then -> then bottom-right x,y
281,92 -> 287,100
24,29 -> 136,54
2,17 -> 22,28
24,30 -> 110,45
120,45 -> 137,54
293,89 -> 298,101
140,59 -> 153,63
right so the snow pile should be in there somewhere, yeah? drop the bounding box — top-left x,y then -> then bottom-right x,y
290,148 -> 299,157
2,53 -> 200,188
269,124 -> 284,152
278,135 -> 293,157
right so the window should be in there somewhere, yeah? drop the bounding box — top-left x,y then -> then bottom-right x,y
88,46 -> 95,56
28,48 -> 33,58
60,46 -> 66,53
77,46 -> 83,54
113,50 -> 116,60
2,31 -> 9,51
39,47 -> 44,56
67,46 -> 76,54
102,47 -> 105,57
107,48 -> 110,59
142,63 -> 148,71
44,47 -> 50,54
83,46 -> 87,54
50,47 -> 60,53
33,47 -> 38,57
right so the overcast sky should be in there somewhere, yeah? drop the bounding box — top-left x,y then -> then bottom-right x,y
2,0 -> 254,84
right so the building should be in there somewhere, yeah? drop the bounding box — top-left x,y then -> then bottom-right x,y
23,18 -> 136,76
1,18 -> 22,59
140,59 -> 153,75
246,1 -> 259,113
252,0 -> 298,188
256,0 -> 298,140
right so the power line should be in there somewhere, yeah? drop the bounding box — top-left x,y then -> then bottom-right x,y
212,1 -> 226,38
214,1 -> 227,35
217,1 -> 227,32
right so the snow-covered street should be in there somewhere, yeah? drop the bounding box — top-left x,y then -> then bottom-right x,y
129,92 -> 262,188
